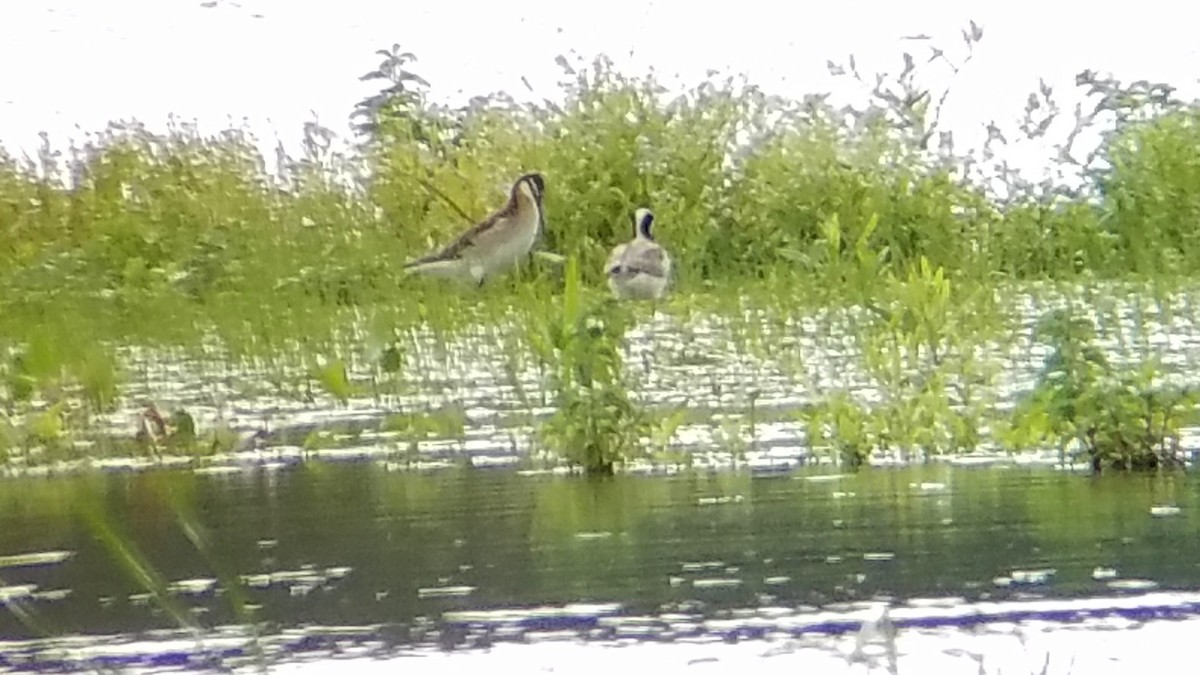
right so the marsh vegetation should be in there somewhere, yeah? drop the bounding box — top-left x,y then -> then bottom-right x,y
2,24 -> 1200,475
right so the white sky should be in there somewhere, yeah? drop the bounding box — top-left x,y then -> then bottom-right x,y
2,0 -> 1198,177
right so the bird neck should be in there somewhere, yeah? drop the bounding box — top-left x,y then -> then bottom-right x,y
513,182 -> 539,212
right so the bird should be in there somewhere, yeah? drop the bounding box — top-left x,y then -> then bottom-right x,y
134,404 -> 170,457
402,172 -> 546,286
605,207 -> 672,300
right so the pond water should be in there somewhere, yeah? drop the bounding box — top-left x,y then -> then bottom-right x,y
5,287 -> 1200,672
11,284 -> 1197,482
2,463 -> 1198,673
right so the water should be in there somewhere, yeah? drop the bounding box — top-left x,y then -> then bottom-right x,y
25,284 -> 1196,480
5,287 -> 1200,672
2,463 -> 1199,672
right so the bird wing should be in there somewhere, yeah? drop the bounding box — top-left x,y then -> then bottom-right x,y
605,243 -> 628,273
618,242 -> 669,278
404,207 -> 511,267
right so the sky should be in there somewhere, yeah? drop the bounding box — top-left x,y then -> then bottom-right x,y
2,0 -> 1198,178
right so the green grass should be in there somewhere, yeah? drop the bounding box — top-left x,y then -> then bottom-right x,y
1,22 -> 1199,472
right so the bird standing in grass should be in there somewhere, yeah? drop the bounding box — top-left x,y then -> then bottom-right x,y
606,207 -> 672,301
403,172 -> 546,287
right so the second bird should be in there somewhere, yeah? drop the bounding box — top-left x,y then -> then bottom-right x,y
403,173 -> 546,287
606,207 -> 672,301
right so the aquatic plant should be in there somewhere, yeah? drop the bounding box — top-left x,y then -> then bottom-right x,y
527,257 -> 648,475
800,256 -> 1005,466
1005,308 -> 1198,471
801,391 -> 874,467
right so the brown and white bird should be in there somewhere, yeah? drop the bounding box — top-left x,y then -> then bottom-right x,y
403,172 -> 546,286
135,404 -> 170,455
606,207 -> 672,300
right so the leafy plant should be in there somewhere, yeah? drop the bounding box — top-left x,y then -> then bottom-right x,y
1006,308 -> 1199,471
801,392 -> 874,467
527,257 -> 648,474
